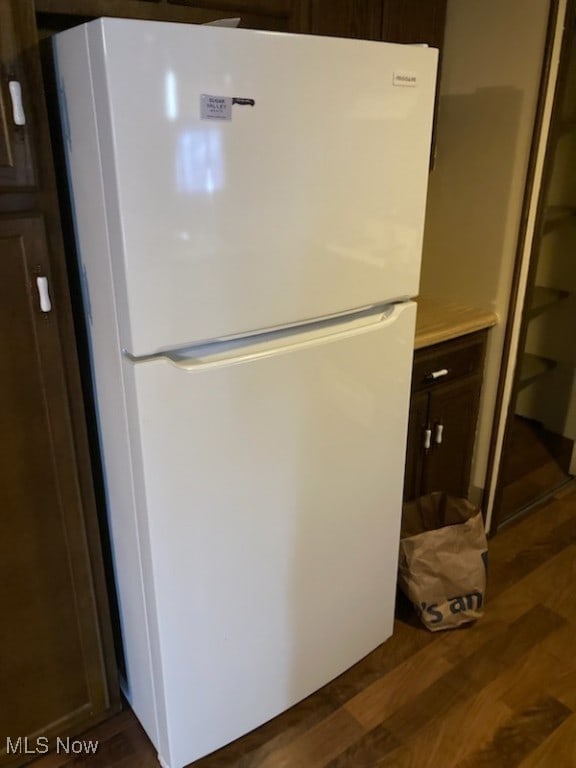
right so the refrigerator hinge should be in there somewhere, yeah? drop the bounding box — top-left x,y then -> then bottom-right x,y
80,262 -> 93,325
57,79 -> 72,150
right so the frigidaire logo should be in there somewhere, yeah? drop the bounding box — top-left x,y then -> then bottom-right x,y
5,736 -> 99,756
393,71 -> 418,87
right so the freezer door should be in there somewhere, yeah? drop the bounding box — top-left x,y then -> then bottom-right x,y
55,20 -> 436,355
126,302 -> 415,766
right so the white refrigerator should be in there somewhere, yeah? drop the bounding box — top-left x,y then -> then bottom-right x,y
53,19 -> 436,768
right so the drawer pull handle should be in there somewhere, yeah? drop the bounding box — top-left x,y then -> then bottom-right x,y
9,80 -> 26,126
423,428 -> 432,450
36,276 -> 52,313
426,368 -> 449,380
435,423 -> 444,445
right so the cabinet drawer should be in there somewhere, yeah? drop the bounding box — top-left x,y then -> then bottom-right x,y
411,332 -> 486,392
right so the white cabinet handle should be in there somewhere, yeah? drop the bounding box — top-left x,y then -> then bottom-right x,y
435,423 -> 444,445
36,276 -> 52,313
423,428 -> 432,450
8,80 -> 26,126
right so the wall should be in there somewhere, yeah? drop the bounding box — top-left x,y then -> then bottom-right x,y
419,0 -> 552,500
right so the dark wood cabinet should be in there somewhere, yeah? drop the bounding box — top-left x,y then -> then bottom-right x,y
309,0 -> 382,40
381,0 -> 446,47
309,0 -> 446,46
0,215 -> 114,754
404,331 -> 487,502
34,0 -> 309,33
0,2 -> 119,764
404,389 -> 428,503
0,1 -> 36,189
33,0 -> 446,42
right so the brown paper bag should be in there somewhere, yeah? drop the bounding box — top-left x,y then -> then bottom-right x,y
398,493 -> 488,631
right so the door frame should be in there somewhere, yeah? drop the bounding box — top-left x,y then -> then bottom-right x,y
484,0 -> 574,533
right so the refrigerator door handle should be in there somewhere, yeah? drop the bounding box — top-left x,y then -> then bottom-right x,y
126,303 -> 413,371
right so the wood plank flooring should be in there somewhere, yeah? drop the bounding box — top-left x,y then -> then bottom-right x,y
499,416 -> 573,523
29,483 -> 576,768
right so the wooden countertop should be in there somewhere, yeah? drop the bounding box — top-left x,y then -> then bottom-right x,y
414,297 -> 498,349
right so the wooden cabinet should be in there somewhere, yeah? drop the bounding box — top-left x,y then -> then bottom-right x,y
0,215 -> 113,754
33,0 -> 446,42
381,0 -> 446,47
309,0 -> 446,46
309,0 -> 382,39
0,2 -> 119,764
404,331 -> 487,501
0,1 -> 35,189
34,0 -> 309,34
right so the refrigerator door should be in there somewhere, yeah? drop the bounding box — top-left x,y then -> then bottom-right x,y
55,20 -> 436,355
126,302 -> 415,767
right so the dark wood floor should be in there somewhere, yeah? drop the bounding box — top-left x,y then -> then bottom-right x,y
499,415 -> 573,524
31,482 -> 576,768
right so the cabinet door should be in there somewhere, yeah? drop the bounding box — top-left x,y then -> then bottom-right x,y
35,0 -> 308,33
381,0 -> 447,46
309,0 -> 446,42
0,215 -> 111,753
309,0 -> 382,39
0,0 -> 35,190
403,390 -> 429,501
422,377 -> 482,498
166,0 -> 305,31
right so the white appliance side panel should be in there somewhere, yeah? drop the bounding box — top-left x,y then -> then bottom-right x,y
132,302 -> 416,767
53,28 -> 167,756
91,19 -> 435,354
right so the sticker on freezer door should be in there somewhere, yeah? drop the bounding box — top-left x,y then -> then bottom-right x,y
201,95 -> 232,120
200,94 -> 255,120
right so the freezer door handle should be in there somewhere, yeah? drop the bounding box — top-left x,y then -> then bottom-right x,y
125,302 -> 414,371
